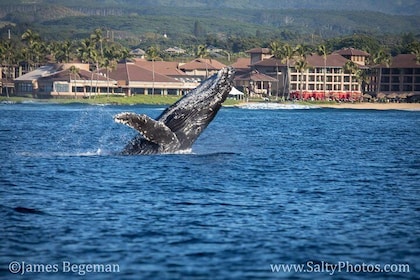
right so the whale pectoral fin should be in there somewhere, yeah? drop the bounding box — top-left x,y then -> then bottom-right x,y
114,112 -> 180,147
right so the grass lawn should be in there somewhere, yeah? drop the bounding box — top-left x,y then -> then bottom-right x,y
0,95 -> 242,106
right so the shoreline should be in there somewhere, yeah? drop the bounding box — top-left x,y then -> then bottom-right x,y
316,102 -> 420,111
1,96 -> 420,111
234,101 -> 420,111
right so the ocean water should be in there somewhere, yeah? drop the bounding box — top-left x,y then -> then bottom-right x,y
0,103 -> 419,280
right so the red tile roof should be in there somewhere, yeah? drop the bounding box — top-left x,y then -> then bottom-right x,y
253,57 -> 285,67
305,53 -> 350,67
179,58 -> 226,71
230,57 -> 251,71
389,54 -> 419,68
104,63 -> 181,83
133,59 -> 187,76
235,70 -> 277,82
39,69 -> 111,82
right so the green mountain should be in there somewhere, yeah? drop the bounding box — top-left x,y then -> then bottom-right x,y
1,0 -> 420,14
0,0 -> 419,51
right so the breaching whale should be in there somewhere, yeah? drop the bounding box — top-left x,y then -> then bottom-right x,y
114,67 -> 235,155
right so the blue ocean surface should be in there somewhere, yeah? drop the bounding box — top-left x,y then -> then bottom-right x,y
0,103 -> 419,279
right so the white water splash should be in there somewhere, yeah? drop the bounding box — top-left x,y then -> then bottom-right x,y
19,148 -> 107,158
237,102 -> 319,110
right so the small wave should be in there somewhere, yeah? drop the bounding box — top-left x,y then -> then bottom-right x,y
237,102 -> 319,110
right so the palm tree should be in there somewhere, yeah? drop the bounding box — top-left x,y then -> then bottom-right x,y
343,60 -> 359,101
316,44 -> 328,99
269,41 -> 283,100
90,29 -> 104,60
294,58 -> 309,100
77,38 -> 98,98
21,29 -> 42,71
146,46 -> 161,96
90,29 -> 107,97
372,49 -> 391,96
280,43 -> 295,100
0,40 -> 14,98
195,44 -> 211,78
59,40 -> 73,63
410,46 -> 420,64
355,68 -> 371,101
69,66 -> 80,99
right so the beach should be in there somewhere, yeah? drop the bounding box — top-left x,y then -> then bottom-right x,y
317,102 -> 420,111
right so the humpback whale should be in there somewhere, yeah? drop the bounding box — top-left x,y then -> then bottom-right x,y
114,67 -> 235,155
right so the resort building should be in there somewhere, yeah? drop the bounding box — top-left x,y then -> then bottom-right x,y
246,48 -> 272,65
335,48 -> 370,66
99,62 -> 196,96
179,58 -> 226,78
235,48 -> 366,101
12,58 -> 214,97
289,53 -> 364,100
14,63 -> 116,98
369,53 -> 420,102
7,47 -> 419,102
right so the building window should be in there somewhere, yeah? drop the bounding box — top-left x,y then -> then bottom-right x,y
403,76 -> 413,83
382,68 -> 390,74
132,88 -> 145,94
402,68 -> 413,75
391,85 -> 399,91
391,69 -> 399,75
391,76 -> 400,83
403,85 -> 412,91
17,82 -> 33,92
55,83 -> 69,92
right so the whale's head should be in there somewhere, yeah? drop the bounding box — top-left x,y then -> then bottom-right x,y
188,66 -> 235,108
158,67 -> 235,149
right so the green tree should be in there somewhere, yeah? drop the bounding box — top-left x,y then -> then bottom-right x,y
294,59 -> 309,100
280,43 -> 295,100
269,41 -> 283,100
77,38 -> 98,98
343,60 -> 359,100
0,40 -> 15,97
50,40 -> 74,63
372,49 -> 391,95
195,44 -> 211,78
146,45 -> 161,96
21,29 -> 45,71
409,42 -> 420,64
69,65 -> 80,99
316,44 -> 329,99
